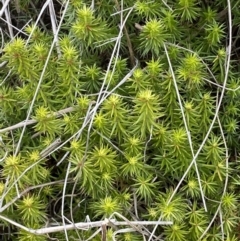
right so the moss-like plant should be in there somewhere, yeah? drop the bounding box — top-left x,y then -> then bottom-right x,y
0,0 -> 240,241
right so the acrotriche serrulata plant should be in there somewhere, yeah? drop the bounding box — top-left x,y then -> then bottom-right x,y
0,0 -> 240,241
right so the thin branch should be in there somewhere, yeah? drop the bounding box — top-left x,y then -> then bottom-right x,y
114,0 -> 135,67
0,16 -> 29,37
0,179 -> 71,213
49,0 -> 61,58
0,0 -> 11,18
3,0 -> 13,39
199,91 -> 230,240
61,162 -> 71,241
163,43 -> 207,212
29,1 -> 48,31
0,106 -> 75,134
35,219 -> 172,235
135,23 -> 143,31
26,0 -> 52,44
40,137 -> 62,158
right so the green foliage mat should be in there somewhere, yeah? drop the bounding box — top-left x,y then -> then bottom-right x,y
0,0 -> 240,240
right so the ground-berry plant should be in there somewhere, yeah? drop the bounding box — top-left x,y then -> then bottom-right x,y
0,0 -> 240,240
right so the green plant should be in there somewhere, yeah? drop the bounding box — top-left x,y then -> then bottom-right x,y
0,0 -> 240,240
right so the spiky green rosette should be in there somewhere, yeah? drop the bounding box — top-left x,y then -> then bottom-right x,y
0,0 -> 239,241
